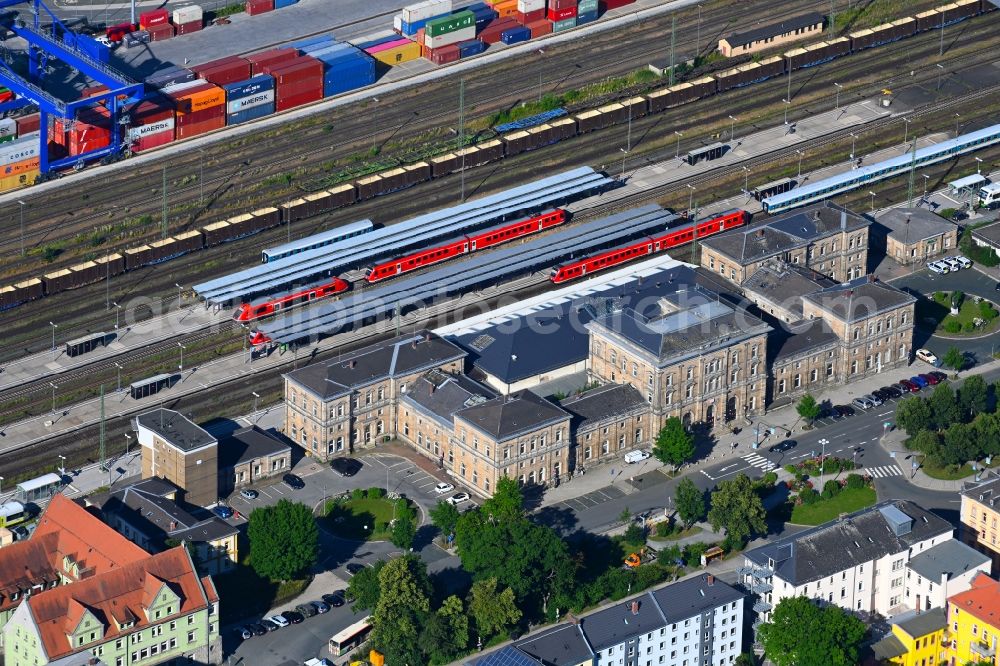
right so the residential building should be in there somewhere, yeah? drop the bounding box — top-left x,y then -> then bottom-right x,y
133,409 -> 219,507
742,501 -> 956,620
0,495 -> 148,648
472,573 -> 744,666
586,283 -> 771,429
971,220 -> 1000,258
560,384 -> 652,470
904,539 -> 990,612
87,478 -> 239,576
718,12 -> 824,57
945,573 -> 1000,665
959,473 -> 1000,570
871,608 -> 948,666
875,208 -> 958,266
770,276 -> 916,402
700,202 -> 870,285
3,546 -> 220,666
283,331 -> 466,461
217,425 -> 292,494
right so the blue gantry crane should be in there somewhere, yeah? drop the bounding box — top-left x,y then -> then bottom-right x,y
0,0 -> 143,175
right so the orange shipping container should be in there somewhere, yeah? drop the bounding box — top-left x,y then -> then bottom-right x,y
173,84 -> 225,115
0,157 -> 40,177
493,0 -> 518,16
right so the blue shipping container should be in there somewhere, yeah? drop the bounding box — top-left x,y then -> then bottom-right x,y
576,8 -> 598,24
225,75 -> 275,124
399,12 -> 450,35
290,34 -> 335,50
307,43 -> 354,60
357,34 -> 401,50
500,26 -> 531,44
274,0 -> 297,6
456,39 -> 486,57
319,52 -> 376,97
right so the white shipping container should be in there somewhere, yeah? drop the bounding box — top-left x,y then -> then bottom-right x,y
401,0 -> 451,24
172,4 -> 203,24
517,0 -> 545,12
227,89 -> 274,114
393,14 -> 403,32
0,118 -> 15,140
424,24 -> 474,48
0,136 -> 40,165
127,117 -> 175,141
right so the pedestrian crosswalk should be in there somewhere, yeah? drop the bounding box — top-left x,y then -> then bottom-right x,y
743,454 -> 777,472
866,465 -> 903,478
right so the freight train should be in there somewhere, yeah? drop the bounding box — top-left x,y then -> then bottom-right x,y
0,0 -> 992,312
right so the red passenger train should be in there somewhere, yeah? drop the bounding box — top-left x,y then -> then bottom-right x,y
550,209 -> 748,284
366,208 -> 567,283
233,276 -> 349,322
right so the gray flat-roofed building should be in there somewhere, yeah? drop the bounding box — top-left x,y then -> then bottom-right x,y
134,409 -> 216,453
971,219 -> 1000,257
719,12 -> 824,56
133,409 -> 219,507
560,384 -> 652,468
512,624 -> 593,665
905,538 -> 991,610
218,426 -> 292,493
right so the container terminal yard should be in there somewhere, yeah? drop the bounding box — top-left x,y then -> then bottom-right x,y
2,0 -> 1000,663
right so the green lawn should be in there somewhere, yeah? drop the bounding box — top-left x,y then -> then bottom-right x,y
323,497 -> 398,541
650,525 -> 703,542
920,459 -> 975,480
790,487 -> 877,526
923,291 -> 1000,336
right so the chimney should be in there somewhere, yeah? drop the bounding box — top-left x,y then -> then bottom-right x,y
412,339 -> 417,349
349,360 -> 356,368
815,210 -> 822,221
630,600 -> 640,615
756,229 -> 765,238
840,210 -> 847,229
429,383 -> 435,395
706,574 -> 715,587
169,521 -> 177,530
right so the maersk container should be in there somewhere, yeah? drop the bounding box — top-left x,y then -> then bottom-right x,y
402,0 -> 452,24
576,8 -> 597,24
225,75 -> 275,124
425,10 -> 475,36
500,26 -> 530,44
456,39 -> 486,56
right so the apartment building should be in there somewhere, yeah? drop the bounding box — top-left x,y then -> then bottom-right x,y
3,547 -> 220,666
474,573 -> 745,666
700,202 -> 870,286
959,473 -> 1000,570
945,573 -> 1000,666
742,501 -> 959,621
718,12 -> 824,57
871,609 -> 948,666
283,331 -> 466,461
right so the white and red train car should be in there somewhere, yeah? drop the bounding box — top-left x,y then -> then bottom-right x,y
233,276 -> 349,322
550,209 -> 748,283
366,208 -> 567,283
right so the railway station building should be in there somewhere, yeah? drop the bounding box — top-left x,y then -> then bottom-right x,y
699,202 -> 870,285
874,208 -> 958,266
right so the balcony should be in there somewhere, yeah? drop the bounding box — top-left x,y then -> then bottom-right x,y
752,600 -> 772,613
752,581 -> 773,594
971,641 -> 996,658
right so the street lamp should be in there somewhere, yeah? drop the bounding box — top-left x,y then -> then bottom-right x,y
869,191 -> 877,213
833,82 -> 843,110
674,131 -> 683,158
49,321 -> 57,357
796,149 -> 804,179
936,63 -> 945,90
17,199 -> 25,257
58,454 -> 66,477
954,112 -> 961,137
619,147 -> 628,179
686,183 -> 696,214
902,117 -> 911,146
125,433 -> 133,457
741,165 -> 750,194
922,174 -> 930,202
782,98 -> 791,127
115,362 -> 124,392
112,301 -> 122,332
175,283 -> 183,308
850,132 -> 857,160
50,382 -> 58,414
177,342 -> 186,370
252,391 -> 260,420
818,438 -> 829,476
728,114 -> 737,142
975,157 -> 983,174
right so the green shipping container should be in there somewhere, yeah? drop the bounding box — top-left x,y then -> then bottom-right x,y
577,0 -> 598,11
425,10 -> 475,37
552,17 -> 577,31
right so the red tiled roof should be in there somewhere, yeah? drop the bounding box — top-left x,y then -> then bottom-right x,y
26,547 -> 210,660
950,572 -> 1000,629
32,495 -> 148,578
200,575 -> 218,604
0,533 -> 61,611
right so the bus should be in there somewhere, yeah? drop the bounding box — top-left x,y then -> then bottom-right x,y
0,501 -> 27,528
329,617 -> 371,657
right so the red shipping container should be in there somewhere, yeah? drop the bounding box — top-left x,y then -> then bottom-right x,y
276,79 -> 323,99
126,101 -> 175,152
550,0 -> 577,9
196,61 -> 252,86
276,87 -> 322,112
175,114 -> 225,140
516,8 -> 545,22
547,6 -> 576,20
194,55 -> 246,71
246,48 -> 298,75
15,114 -> 40,136
429,45 -> 460,65
176,105 -> 225,129
599,0 -> 634,9
176,20 -> 202,35
246,0 -> 274,15
147,23 -> 175,41
265,58 -> 323,83
478,18 -> 519,43
139,8 -> 169,28
525,18 -> 552,37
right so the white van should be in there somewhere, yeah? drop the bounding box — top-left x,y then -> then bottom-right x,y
624,450 -> 651,464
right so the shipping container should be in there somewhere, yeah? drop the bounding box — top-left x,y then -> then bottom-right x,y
0,157 -> 40,177
147,23 -> 175,41
576,8 -> 597,23
599,0 -> 635,9
550,0 -> 576,9
547,5 -> 576,20
262,56 -> 323,81
426,10 -> 476,36
276,86 -> 323,111
551,16 -> 576,30
402,0 -> 452,24
491,0 -> 518,18
501,25 -> 531,43
429,44 -> 461,64
524,18 -> 551,37
246,0 -> 274,15
516,0 -> 544,11
577,0 -> 598,11
478,17 -> 519,42
515,8 -> 544,22
0,136 -> 40,166
145,66 -> 195,87
274,0 -> 298,7
400,12 -> 451,35
125,101 -> 175,152
317,50 -> 377,96
194,57 -> 252,85
172,4 -> 203,23
176,20 -> 202,35
246,48 -> 299,75
425,24 -> 476,48
456,39 -> 486,57
124,31 -> 150,48
366,40 -> 422,65
466,2 -> 498,26
0,118 -> 15,143
0,170 -> 36,193
289,34 -> 335,51
139,8 -> 169,28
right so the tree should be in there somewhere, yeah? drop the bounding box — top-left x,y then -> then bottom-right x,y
895,396 -> 933,437
246,500 -> 318,581
430,500 -> 460,537
674,477 -> 706,529
928,384 -> 961,430
653,417 -> 696,471
419,595 -> 468,663
468,577 -> 521,639
482,476 -> 524,522
756,596 -> 866,666
734,653 -> 758,666
372,556 -> 431,666
909,429 -> 940,456
347,559 -> 385,611
942,422 -> 979,466
391,511 -> 416,550
796,393 -> 821,423
707,474 -> 766,544
618,507 -> 632,525
959,374 -> 990,417
944,346 -> 965,372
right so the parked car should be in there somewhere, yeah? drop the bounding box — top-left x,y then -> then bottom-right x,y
880,385 -> 902,398
239,627 -> 253,640
11,525 -> 29,541
295,603 -> 318,618
330,457 -> 363,477
447,492 -> 471,506
283,473 -> 305,489
942,257 -> 963,271
239,489 -> 258,500
834,404 -> 856,417
910,375 -> 929,388
929,371 -> 948,382
898,379 -> 920,392
852,397 -> 874,410
927,261 -> 949,274
213,505 -> 234,519
433,482 -> 455,494
345,562 -> 367,576
322,592 -> 345,608
863,393 -> 883,407
266,614 -> 289,628
280,611 -> 304,624
624,450 -> 651,464
769,439 -> 797,453
260,619 -> 279,632
916,348 -> 940,366
311,600 -> 330,614
249,623 -> 268,637
920,373 -> 940,386
871,389 -> 890,402
954,255 -> 972,268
